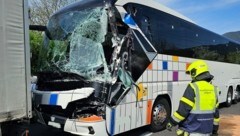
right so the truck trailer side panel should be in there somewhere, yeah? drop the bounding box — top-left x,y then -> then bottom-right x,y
0,0 -> 31,123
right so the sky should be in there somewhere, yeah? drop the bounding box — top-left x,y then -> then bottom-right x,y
155,0 -> 240,35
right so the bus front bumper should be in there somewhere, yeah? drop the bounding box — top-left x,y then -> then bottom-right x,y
36,111 -> 108,136
64,119 -> 108,136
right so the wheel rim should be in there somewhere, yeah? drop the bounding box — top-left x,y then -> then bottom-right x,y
152,104 -> 167,125
227,91 -> 232,103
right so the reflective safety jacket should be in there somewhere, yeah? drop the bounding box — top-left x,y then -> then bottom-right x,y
170,80 -> 220,134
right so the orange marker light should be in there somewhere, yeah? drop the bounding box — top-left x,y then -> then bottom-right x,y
79,115 -> 103,122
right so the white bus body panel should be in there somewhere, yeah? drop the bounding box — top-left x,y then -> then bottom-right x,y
136,53 -> 240,114
103,53 -> 240,135
33,88 -> 94,109
207,61 -> 240,103
0,0 -> 31,123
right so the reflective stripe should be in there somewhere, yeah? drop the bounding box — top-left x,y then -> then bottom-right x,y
214,87 -> 219,108
189,133 -> 210,136
172,115 -> 181,123
190,83 -> 200,112
214,118 -> 220,123
214,122 -> 219,125
190,110 -> 214,114
184,132 -> 189,136
174,112 -> 185,121
176,129 -> 190,136
181,97 -> 194,107
189,83 -> 197,110
216,103 -> 219,108
197,118 -> 213,121
176,129 -> 184,135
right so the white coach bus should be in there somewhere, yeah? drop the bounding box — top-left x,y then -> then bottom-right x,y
32,0 -> 240,135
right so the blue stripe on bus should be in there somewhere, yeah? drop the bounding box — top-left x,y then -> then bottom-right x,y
110,108 -> 116,136
49,94 -> 58,105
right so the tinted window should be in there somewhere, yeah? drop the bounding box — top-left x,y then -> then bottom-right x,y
124,3 -> 240,64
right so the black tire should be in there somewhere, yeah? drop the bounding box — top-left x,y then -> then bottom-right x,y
233,86 -> 240,104
237,86 -> 240,102
225,88 -> 232,107
149,98 -> 171,132
233,91 -> 238,104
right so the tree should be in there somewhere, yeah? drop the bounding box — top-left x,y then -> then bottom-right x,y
29,0 -> 78,25
29,31 -> 43,74
192,46 -> 224,61
227,51 -> 240,64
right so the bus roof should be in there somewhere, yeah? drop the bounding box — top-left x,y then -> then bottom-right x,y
115,0 -> 195,24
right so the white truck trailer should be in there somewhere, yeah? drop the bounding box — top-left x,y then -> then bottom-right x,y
0,0 -> 32,135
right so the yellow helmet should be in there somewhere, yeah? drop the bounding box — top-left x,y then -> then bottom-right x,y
186,60 -> 209,78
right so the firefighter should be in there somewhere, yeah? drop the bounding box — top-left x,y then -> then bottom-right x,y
166,60 -> 220,136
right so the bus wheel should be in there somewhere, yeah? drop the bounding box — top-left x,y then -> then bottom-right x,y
225,88 -> 232,107
149,98 -> 170,132
233,86 -> 240,104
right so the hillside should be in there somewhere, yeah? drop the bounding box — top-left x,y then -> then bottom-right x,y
223,31 -> 240,43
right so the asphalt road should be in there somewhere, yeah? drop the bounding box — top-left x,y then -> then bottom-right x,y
3,102 -> 240,136
153,102 -> 240,136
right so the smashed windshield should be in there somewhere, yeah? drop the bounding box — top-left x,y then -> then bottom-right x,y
38,7 -> 112,82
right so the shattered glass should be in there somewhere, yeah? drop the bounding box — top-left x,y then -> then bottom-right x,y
38,7 -> 112,82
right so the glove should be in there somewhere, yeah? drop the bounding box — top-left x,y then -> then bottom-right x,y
166,122 -> 173,131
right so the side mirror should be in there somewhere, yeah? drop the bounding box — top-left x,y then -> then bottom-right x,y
29,25 -> 52,40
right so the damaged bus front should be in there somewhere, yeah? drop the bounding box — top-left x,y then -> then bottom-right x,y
32,0 -> 154,135
32,0 -> 240,135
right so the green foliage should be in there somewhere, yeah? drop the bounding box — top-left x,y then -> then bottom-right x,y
193,46 -> 240,64
39,40 -> 69,72
227,51 -> 240,64
30,29 -> 69,75
29,31 -> 43,75
193,46 -> 224,61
